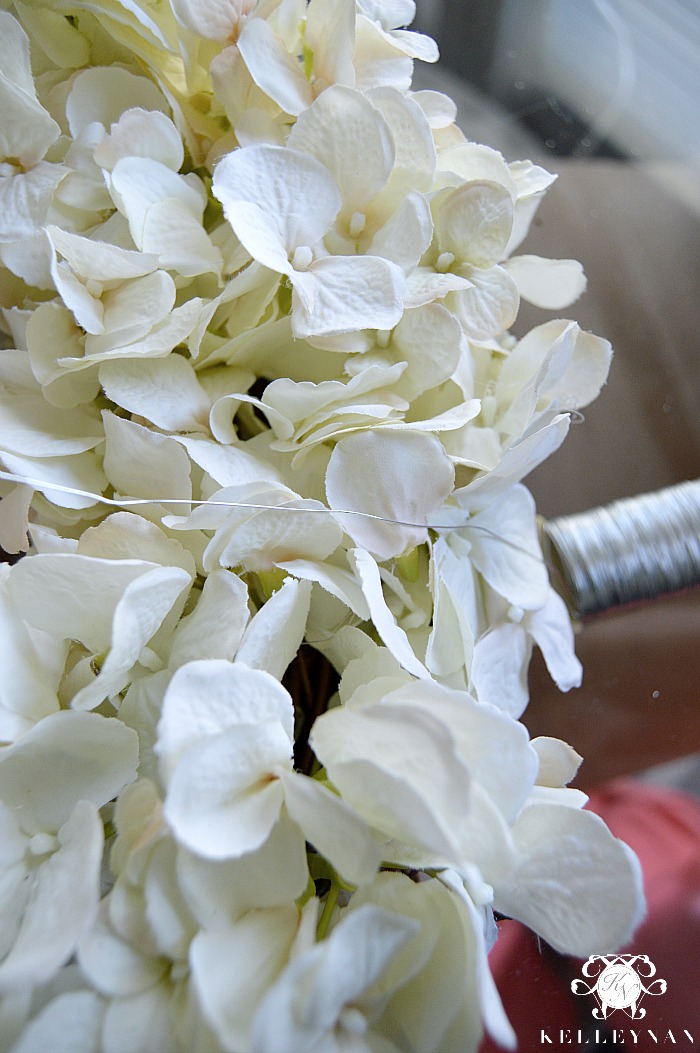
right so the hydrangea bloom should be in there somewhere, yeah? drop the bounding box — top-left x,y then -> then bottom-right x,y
0,2 -> 644,1051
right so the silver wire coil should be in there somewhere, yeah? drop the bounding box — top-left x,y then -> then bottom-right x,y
543,479 -> 700,617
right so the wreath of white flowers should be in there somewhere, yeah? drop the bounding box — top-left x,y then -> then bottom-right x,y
0,2 -> 643,1051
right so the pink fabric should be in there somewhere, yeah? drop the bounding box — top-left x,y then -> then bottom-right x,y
480,779 -> 700,1051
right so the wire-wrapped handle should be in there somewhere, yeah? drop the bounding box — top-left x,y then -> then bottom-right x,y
543,479 -> 700,617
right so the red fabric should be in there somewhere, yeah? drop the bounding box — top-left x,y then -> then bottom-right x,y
480,779 -> 700,1052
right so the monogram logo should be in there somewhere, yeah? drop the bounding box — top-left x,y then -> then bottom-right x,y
571,955 -> 667,1020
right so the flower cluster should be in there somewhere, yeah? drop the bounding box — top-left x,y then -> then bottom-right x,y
0,2 -> 643,1051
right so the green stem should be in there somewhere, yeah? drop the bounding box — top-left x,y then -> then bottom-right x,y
316,879 -> 340,940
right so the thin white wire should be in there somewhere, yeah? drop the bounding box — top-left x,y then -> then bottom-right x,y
0,467 -> 545,562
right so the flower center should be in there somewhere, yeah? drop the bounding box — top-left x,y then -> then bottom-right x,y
348,211 -> 366,238
436,251 -> 456,272
291,245 -> 314,271
28,832 -> 59,858
340,1007 -> 368,1035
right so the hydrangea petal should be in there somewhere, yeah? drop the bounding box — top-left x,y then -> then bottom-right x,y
93,109 -> 184,171
158,660 -> 294,778
99,356 -> 210,433
177,815 -> 308,928
164,725 -> 287,858
9,991 -> 104,1053
505,255 -> 586,309
0,710 -> 138,833
65,67 -> 167,138
494,804 -> 645,956
305,0 -> 356,88
471,623 -> 530,718
349,548 -> 429,679
280,771 -> 380,886
292,251 -> 405,338
527,587 -> 582,692
213,144 -> 341,258
0,801 -> 103,992
234,577 -> 311,680
466,485 -> 549,609
438,182 -> 513,269
71,565 -> 192,711
311,699 -> 471,858
0,163 -> 66,243
238,17 -> 314,116
288,85 -> 394,212
191,906 -> 299,1053
168,569 -> 250,669
327,430 -> 454,559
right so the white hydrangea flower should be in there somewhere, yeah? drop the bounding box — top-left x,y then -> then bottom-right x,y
212,143 -> 406,337
0,13 -> 66,243
0,3 -> 647,1048
156,659 -> 380,884
0,711 -> 138,993
251,904 -> 419,1053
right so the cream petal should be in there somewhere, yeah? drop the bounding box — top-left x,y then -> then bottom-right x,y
327,430 -> 454,560
404,266 -> 472,308
505,255 -> 586,309
451,265 -> 519,342
280,771 -> 380,886
455,415 -> 570,509
234,577 -> 311,680
494,804 -> 645,956
410,89 -> 457,129
110,158 -> 205,247
190,905 -> 299,1053
438,182 -> 513,269
369,190 -> 432,274
531,737 -> 582,789
99,356 -> 210,433
65,67 -> 167,138
0,710 -> 138,833
466,485 -> 549,610
439,871 -> 516,1051
177,815 -> 308,927
176,435 -> 283,488
0,77 -> 59,170
170,0 -> 248,38
288,86 -> 394,212
237,17 -> 313,116
102,412 -> 192,512
169,569 -> 250,669
349,548 -> 429,680
157,659 -> 294,777
6,553 -> 153,651
164,725 -> 287,858
0,585 -> 59,734
305,0 -> 356,88
93,108 -> 184,171
9,990 -> 103,1053
71,565 -> 192,711
0,801 -> 103,992
0,448 -> 105,509
141,198 -> 223,277
78,900 -> 167,998
213,144 -> 341,259
526,587 -> 582,692
292,253 -> 405,338
0,163 -> 66,243
276,558 -> 371,620
311,699 -> 471,859
471,624 -> 530,718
